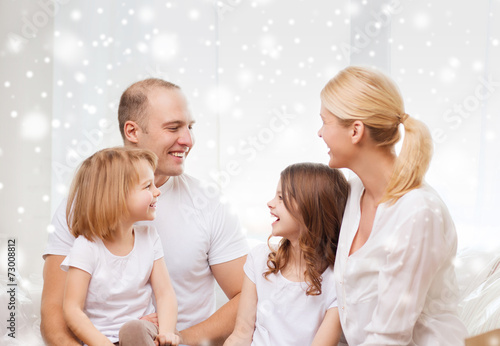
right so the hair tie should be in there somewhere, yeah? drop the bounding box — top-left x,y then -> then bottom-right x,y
397,113 -> 409,125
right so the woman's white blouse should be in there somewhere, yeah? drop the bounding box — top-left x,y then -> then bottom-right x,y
334,176 -> 467,345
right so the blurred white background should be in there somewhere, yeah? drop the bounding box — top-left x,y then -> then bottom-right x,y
0,0 -> 499,343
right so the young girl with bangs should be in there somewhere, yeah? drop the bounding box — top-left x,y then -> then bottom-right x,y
61,147 -> 180,346
224,163 -> 349,346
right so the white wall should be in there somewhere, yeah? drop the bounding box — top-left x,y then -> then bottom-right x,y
0,0 -> 54,296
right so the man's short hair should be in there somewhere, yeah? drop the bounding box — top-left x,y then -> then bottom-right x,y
118,78 -> 180,140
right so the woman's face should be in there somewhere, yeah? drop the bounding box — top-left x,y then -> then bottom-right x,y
317,103 -> 353,169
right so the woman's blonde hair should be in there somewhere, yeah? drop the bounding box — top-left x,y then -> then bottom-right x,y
66,147 -> 158,241
264,163 -> 349,296
320,66 -> 433,204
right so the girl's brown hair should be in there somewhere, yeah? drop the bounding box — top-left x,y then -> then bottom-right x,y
320,66 -> 433,204
66,147 -> 158,241
264,163 -> 349,295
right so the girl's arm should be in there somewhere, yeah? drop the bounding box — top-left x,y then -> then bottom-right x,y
311,307 -> 342,346
223,275 -> 257,346
150,258 -> 180,346
63,267 -> 114,346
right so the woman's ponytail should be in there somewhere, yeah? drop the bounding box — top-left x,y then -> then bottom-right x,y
381,116 -> 433,204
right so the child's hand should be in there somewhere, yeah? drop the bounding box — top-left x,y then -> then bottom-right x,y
155,332 -> 180,346
140,312 -> 159,326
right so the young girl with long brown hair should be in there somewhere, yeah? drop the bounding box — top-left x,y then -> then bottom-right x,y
224,163 -> 349,346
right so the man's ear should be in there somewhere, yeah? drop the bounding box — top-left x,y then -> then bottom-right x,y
351,120 -> 365,144
123,120 -> 140,144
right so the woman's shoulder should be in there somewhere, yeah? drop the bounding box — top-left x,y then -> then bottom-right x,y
387,183 -> 455,231
397,183 -> 448,211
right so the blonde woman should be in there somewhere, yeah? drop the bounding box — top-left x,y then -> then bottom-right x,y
318,66 -> 467,345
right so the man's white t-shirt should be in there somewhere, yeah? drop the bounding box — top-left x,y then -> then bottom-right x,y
45,173 -> 249,330
245,243 -> 337,346
61,225 -> 163,344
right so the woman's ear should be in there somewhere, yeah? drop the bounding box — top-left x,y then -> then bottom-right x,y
123,120 -> 140,144
351,120 -> 365,144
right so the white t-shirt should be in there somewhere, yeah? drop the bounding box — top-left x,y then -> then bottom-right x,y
61,225 -> 163,344
45,173 -> 249,330
245,243 -> 337,346
334,176 -> 467,345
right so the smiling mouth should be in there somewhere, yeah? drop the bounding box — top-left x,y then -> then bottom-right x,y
170,152 -> 186,158
270,213 -> 280,223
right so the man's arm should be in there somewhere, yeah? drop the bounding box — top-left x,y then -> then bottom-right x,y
40,255 -> 81,346
179,255 -> 247,346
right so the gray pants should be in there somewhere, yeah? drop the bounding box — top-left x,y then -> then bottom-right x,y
114,319 -> 158,346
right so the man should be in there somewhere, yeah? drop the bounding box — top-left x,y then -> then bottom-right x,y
41,79 -> 249,345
